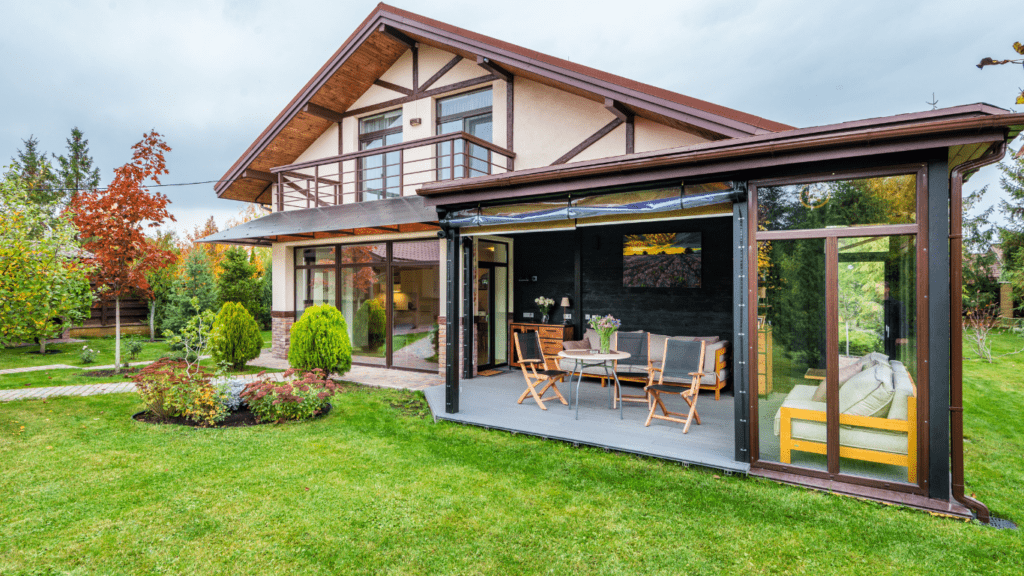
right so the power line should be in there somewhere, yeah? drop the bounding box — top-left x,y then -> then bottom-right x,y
24,178 -> 238,193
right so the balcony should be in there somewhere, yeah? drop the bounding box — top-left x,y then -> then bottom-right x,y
268,131 -> 514,211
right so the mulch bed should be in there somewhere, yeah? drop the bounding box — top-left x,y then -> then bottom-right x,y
82,368 -> 142,378
132,403 -> 332,428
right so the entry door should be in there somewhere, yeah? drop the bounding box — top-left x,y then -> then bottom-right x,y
475,261 -> 508,369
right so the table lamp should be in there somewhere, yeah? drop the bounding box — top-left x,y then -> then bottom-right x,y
560,297 -> 571,324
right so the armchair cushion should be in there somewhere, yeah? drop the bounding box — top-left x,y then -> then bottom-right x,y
839,364 -> 894,417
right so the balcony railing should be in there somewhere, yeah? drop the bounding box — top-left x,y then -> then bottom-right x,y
269,131 -> 515,211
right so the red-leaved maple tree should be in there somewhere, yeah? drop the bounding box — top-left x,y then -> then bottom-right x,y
72,130 -> 176,371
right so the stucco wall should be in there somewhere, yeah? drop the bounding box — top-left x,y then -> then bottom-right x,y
634,117 -> 706,153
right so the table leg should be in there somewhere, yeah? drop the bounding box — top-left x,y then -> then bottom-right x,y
610,366 -> 623,420
569,359 -> 583,411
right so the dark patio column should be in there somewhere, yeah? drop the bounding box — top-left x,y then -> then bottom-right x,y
733,199 -> 751,463
445,227 -> 460,413
927,158 -> 950,498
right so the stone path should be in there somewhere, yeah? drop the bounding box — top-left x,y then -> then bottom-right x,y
0,358 -> 209,376
1,361 -> 440,402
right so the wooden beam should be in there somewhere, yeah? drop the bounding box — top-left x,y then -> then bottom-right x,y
604,98 -> 633,122
551,118 -> 624,165
506,76 -> 514,170
411,45 -> 419,92
476,56 -> 511,83
242,169 -> 277,183
374,79 -> 413,96
378,24 -> 416,48
303,102 -> 346,123
419,55 -> 462,92
626,116 -> 635,155
342,74 -> 497,118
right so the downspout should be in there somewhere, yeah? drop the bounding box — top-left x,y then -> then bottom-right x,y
949,139 -> 1006,523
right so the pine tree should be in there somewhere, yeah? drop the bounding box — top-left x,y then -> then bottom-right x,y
163,249 -> 220,335
218,247 -> 260,321
8,136 -> 59,207
54,127 -> 101,203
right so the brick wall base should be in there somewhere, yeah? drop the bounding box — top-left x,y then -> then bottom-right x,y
437,316 -> 476,377
271,315 -> 294,360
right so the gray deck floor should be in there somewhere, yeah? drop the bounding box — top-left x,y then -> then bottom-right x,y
423,371 -> 747,473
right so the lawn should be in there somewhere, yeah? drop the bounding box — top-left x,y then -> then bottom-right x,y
0,331 -> 276,391
0,336 -> 1021,574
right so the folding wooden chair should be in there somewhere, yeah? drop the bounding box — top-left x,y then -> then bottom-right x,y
513,330 -> 568,410
644,339 -> 706,433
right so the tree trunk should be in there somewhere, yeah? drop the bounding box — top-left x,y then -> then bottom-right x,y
39,335 -> 46,355
149,300 -> 156,342
115,296 -> 121,373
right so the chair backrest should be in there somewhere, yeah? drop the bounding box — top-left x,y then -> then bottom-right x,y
661,339 -> 706,382
514,330 -> 545,365
614,332 -> 649,368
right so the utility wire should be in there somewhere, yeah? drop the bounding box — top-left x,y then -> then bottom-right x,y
24,178 -> 238,193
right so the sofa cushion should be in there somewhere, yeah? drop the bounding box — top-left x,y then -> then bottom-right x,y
887,362 -> 916,420
839,365 -> 894,417
562,339 -> 590,351
648,334 -> 669,362
860,351 -> 889,367
703,340 -> 728,374
584,328 -> 601,349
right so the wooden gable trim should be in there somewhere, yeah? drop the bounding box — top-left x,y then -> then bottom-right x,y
551,118 -> 625,165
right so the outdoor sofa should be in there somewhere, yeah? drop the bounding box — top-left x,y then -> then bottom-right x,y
559,329 -> 730,400
773,353 -> 918,483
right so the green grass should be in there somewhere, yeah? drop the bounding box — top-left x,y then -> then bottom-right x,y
0,338 -> 1021,574
354,331 -> 430,359
1,331 -> 273,372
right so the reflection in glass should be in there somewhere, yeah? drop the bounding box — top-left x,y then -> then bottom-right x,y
757,237 -> 828,473
391,241 -> 441,371
341,266 -> 387,365
295,268 -> 336,317
837,236 -> 917,483
758,174 -> 915,231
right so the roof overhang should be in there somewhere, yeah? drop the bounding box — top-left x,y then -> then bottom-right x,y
198,196 -> 439,247
417,105 -> 1024,208
215,3 -> 793,204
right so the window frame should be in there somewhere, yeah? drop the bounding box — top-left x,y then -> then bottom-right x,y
357,109 -> 404,202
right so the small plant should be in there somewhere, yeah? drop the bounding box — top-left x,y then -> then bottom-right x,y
163,297 -> 215,377
210,302 -> 263,370
288,304 -> 352,376
353,297 -> 386,351
130,358 -> 227,425
242,369 -> 341,422
125,336 -> 144,362
218,378 -> 248,412
80,345 -> 99,364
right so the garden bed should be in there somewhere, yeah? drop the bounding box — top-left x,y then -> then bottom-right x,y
132,403 -> 331,428
83,367 -> 142,378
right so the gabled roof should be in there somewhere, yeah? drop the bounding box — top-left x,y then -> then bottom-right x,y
216,3 -> 793,204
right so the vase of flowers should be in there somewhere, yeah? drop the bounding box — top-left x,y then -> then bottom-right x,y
589,314 -> 621,354
535,296 -> 555,324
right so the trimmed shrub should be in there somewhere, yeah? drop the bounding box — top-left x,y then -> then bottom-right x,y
353,297 -> 386,351
125,336 -> 144,361
288,304 -> 352,376
242,368 -> 341,422
210,302 -> 263,370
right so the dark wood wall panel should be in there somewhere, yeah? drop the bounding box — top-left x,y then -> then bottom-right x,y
511,218 -> 733,341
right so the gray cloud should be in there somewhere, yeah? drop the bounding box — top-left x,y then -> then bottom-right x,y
2,0 -> 1020,234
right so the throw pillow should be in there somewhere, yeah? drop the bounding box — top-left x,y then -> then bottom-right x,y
562,340 -> 589,351
840,365 -> 895,417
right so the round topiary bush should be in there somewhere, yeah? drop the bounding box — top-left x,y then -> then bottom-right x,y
210,302 -> 264,370
288,304 -> 352,376
353,297 -> 386,351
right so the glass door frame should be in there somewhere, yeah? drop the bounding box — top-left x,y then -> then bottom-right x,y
476,238 -> 509,370
746,163 -> 931,496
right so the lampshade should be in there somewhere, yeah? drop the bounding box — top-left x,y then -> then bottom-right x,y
560,297 -> 571,307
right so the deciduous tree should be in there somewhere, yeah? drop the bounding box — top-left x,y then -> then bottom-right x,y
0,177 -> 92,353
72,130 -> 176,371
976,42 -> 1024,104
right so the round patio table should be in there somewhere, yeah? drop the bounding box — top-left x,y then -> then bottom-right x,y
557,350 -> 631,420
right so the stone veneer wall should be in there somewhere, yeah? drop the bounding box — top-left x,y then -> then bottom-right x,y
270,314 -> 294,360
436,316 -> 475,377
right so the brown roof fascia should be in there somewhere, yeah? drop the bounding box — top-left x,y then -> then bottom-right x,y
418,111 -> 1024,205
215,6 -> 388,197
216,3 -> 795,201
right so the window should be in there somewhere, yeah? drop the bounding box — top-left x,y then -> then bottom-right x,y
358,109 -> 403,201
436,88 -> 492,180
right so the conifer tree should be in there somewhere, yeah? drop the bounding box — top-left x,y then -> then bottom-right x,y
54,127 -> 101,203
7,135 -> 58,207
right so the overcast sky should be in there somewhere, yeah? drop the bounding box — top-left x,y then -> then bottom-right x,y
2,0 -> 1021,236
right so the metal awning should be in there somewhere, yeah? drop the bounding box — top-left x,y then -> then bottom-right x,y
199,196 -> 438,246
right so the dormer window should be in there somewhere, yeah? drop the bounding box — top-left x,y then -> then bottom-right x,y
359,109 -> 403,201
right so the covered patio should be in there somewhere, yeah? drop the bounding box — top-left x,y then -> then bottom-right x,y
423,371 -> 744,473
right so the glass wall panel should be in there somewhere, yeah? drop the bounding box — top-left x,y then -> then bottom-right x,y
340,243 -> 387,265
757,237 -> 828,473
758,174 -> 915,231
837,235 -> 917,483
295,267 -> 336,318
297,246 -> 335,266
478,240 -> 508,263
493,266 -> 509,365
391,241 -> 441,371
340,265 -> 387,366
